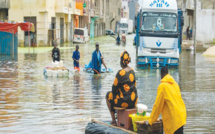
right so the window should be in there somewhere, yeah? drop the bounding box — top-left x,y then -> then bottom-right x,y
141,12 -> 177,33
74,29 -> 84,35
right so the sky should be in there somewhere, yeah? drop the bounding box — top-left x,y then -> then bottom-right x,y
139,0 -> 143,5
139,0 -> 143,7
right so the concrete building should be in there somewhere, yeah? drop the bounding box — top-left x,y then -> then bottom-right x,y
105,0 -> 121,33
76,0 -> 89,29
128,0 -> 139,25
121,0 -> 129,19
89,0 -> 121,37
8,0 -> 122,45
195,0 -> 215,42
0,0 -> 9,21
9,0 -> 80,46
178,0 -> 215,43
93,0 -> 106,37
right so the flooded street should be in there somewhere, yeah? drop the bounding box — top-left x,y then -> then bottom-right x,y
0,35 -> 215,134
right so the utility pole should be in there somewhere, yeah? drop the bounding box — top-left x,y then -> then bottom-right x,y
193,0 -> 197,55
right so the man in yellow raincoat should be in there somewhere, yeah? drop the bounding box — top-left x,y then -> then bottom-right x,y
148,67 -> 187,134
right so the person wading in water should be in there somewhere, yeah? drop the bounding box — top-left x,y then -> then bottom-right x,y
52,43 -> 61,62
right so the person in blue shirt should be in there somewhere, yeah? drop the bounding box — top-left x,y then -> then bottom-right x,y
116,34 -> 120,44
92,43 -> 107,74
72,45 -> 80,72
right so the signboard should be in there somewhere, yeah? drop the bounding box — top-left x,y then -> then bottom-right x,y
83,3 -> 86,8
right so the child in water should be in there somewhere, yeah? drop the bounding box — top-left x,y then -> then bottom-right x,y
72,45 -> 80,72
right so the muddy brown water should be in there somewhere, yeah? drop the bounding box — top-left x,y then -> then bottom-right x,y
0,35 -> 215,134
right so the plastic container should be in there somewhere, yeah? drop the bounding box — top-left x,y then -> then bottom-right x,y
137,104 -> 148,116
55,62 -> 59,68
129,114 -> 150,132
52,70 -> 58,77
62,70 -> 69,76
58,70 -> 63,77
59,61 -> 64,67
52,62 -> 56,67
47,70 -> 53,77
52,61 -> 59,68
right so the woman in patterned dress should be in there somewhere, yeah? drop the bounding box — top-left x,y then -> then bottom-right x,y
106,51 -> 138,126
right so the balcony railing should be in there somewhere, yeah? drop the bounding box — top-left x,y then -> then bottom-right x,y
94,7 -> 100,17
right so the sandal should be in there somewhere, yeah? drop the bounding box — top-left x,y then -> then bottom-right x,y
111,121 -> 117,126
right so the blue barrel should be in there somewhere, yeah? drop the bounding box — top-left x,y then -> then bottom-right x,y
0,31 -> 18,55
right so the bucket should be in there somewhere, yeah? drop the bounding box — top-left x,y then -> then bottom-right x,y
129,114 -> 150,132
137,104 -> 148,116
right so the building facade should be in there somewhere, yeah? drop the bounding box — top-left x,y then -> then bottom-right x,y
8,0 -> 122,46
121,0 -> 129,19
105,0 -> 121,34
178,0 -> 215,42
89,0 -> 121,38
128,0 -> 139,25
9,0 -> 86,46
0,0 -> 9,21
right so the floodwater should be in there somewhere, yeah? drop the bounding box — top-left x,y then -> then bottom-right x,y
0,35 -> 215,134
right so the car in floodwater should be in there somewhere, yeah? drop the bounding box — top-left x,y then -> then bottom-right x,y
73,28 -> 89,43
105,29 -> 116,35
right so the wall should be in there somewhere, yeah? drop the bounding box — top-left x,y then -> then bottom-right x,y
105,0 -> 121,32
128,0 -> 138,25
0,32 -> 18,55
0,0 -> 9,21
9,0 -> 48,46
196,9 -> 215,42
0,0 -> 9,8
121,0 -> 129,19
56,13 -> 67,43
9,0 -> 73,46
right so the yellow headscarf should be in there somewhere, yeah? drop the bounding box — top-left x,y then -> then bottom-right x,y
120,51 -> 131,66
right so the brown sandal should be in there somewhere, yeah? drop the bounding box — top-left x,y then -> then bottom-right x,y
111,121 -> 117,126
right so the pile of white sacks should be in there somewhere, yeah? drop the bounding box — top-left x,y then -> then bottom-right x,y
44,61 -> 69,77
203,46 -> 215,57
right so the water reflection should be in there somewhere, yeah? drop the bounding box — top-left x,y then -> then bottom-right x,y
0,60 -> 20,131
91,75 -> 102,109
0,35 -> 215,133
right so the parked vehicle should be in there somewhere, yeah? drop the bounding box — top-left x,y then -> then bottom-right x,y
105,29 -> 116,35
118,18 -> 128,34
128,20 -> 134,34
73,28 -> 89,43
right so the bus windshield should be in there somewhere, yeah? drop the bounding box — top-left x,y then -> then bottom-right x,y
120,23 -> 128,28
141,12 -> 177,32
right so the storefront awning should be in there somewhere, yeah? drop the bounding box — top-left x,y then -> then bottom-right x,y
0,22 -> 33,34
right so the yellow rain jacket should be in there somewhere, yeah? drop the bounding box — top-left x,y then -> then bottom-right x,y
149,74 -> 186,134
